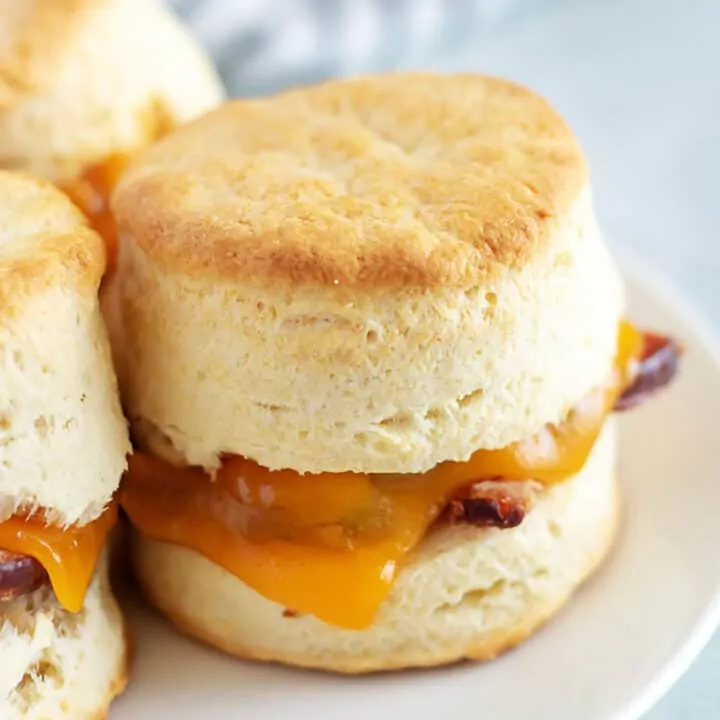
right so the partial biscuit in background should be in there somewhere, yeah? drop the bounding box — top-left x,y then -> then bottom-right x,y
0,0 -> 225,183
0,171 -> 130,715
0,171 -> 129,526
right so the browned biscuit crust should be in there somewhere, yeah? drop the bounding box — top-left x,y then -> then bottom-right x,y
113,73 -> 587,288
0,171 -> 104,317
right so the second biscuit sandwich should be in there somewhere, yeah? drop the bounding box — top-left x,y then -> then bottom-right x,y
109,74 -> 681,672
0,172 -> 129,717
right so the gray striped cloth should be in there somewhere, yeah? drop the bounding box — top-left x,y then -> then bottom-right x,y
170,0 -> 555,97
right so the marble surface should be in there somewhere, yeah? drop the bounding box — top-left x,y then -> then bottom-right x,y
424,1 -> 720,715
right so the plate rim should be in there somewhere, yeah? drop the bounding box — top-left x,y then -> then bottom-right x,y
613,248 -> 720,720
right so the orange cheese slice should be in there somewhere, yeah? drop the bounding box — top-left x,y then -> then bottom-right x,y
0,504 -> 117,612
62,154 -> 129,273
62,117 -> 175,273
120,322 -> 643,629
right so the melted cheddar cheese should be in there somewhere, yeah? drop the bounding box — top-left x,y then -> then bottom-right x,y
62,155 -> 129,273
0,504 -> 117,612
120,322 -> 643,629
62,116 -> 174,272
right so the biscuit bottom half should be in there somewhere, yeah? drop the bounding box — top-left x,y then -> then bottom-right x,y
131,420 -> 617,673
0,554 -> 128,718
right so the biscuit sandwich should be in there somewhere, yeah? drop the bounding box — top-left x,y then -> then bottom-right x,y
0,172 -> 129,716
0,0 -> 224,268
109,74 -> 681,673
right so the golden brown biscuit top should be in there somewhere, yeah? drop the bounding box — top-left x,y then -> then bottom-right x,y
113,73 -> 588,287
0,171 -> 105,314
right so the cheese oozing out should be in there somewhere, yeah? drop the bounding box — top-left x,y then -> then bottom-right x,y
119,322 -> 643,630
62,155 -> 129,272
0,504 -> 117,612
2,125 -> 169,612
61,117 -> 174,272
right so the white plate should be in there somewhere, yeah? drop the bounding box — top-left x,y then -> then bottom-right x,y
110,257 -> 720,720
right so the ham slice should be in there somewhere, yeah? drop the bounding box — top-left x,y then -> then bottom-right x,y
0,550 -> 47,602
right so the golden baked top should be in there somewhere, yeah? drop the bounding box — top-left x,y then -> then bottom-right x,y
0,171 -> 105,314
113,73 -> 588,287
